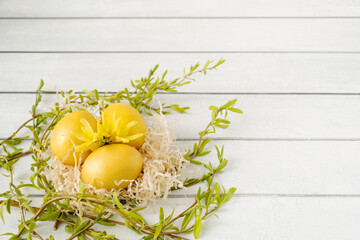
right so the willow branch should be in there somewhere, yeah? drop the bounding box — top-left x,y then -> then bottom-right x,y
0,116 -> 37,146
190,110 -> 219,160
66,220 -> 95,240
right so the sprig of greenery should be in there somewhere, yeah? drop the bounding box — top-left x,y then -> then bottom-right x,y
186,98 -> 242,161
0,59 -> 241,240
58,58 -> 225,116
126,59 -> 225,115
179,99 -> 243,188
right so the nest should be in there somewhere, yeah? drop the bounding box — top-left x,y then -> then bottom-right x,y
45,114 -> 189,214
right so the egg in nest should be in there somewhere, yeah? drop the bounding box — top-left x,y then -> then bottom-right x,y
50,111 -> 97,165
81,144 -> 143,190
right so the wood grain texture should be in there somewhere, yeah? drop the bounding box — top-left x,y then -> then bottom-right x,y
1,53 -> 360,93
0,0 -> 360,17
2,196 -> 360,240
1,140 -> 360,195
1,19 -> 360,52
1,0 -> 360,239
1,94 -> 360,140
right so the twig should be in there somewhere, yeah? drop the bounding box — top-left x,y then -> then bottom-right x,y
165,202 -> 197,227
190,110 -> 219,160
66,220 -> 95,240
9,150 -> 33,160
39,115 -> 58,144
15,196 -> 78,238
53,212 -> 62,230
0,116 -> 37,146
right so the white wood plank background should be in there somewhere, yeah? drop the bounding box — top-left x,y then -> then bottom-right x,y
0,0 -> 359,17
1,19 -> 360,52
1,0 -> 360,239
2,53 -> 360,93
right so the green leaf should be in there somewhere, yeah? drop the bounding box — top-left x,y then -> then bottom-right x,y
28,221 -> 36,233
194,211 -> 202,239
39,79 -> 44,90
165,207 -> 175,225
183,178 -> 199,186
124,220 -> 141,234
189,159 -> 202,165
79,181 -> 85,195
54,199 -> 72,211
1,232 -> 15,237
203,213 -> 219,220
159,207 -> 164,221
221,99 -> 237,110
200,173 -> 211,182
123,210 -> 145,225
38,210 -> 61,221
65,225 -> 74,233
5,197 -> 12,214
215,159 -> 228,173
212,58 -> 225,68
94,89 -> 99,101
97,219 -> 116,226
197,138 -> 212,153
88,230 -> 106,237
154,224 -> 163,239
209,105 -> 218,111
104,235 -> 117,239
211,110 -> 217,122
18,183 -> 40,190
165,224 -> 179,231
202,60 -> 211,70
196,150 -> 211,157
202,162 -> 213,172
213,183 -> 221,204
3,158 -> 19,171
32,130 -> 40,143
73,220 -> 91,234
229,107 -> 243,114
113,192 -> 124,210
205,190 -> 213,208
23,202 -> 36,215
131,206 -> 147,212
77,235 -> 86,240
181,208 -> 195,230
214,123 -> 229,129
142,236 -> 154,240
222,187 -> 237,204
0,201 -> 5,223
92,204 -> 106,214
216,118 -> 231,124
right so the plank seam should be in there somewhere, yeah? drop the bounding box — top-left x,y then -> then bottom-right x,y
2,138 -> 360,141
1,17 -> 360,19
2,91 -> 360,96
1,51 -> 360,54
23,193 -> 360,198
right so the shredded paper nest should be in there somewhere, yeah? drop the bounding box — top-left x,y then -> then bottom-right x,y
45,113 -> 189,214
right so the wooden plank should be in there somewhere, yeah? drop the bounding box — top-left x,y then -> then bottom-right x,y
164,94 -> 360,139
1,196 -> 360,239
2,140 -> 360,195
1,94 -> 360,140
1,19 -> 360,51
1,0 -> 360,17
2,53 -> 360,93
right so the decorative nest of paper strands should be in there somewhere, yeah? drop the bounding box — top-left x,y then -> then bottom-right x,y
45,108 -> 189,214
0,60 -> 242,240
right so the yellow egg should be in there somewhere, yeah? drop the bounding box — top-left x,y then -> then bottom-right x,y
81,144 -> 143,190
102,103 -> 147,149
50,111 -> 97,165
